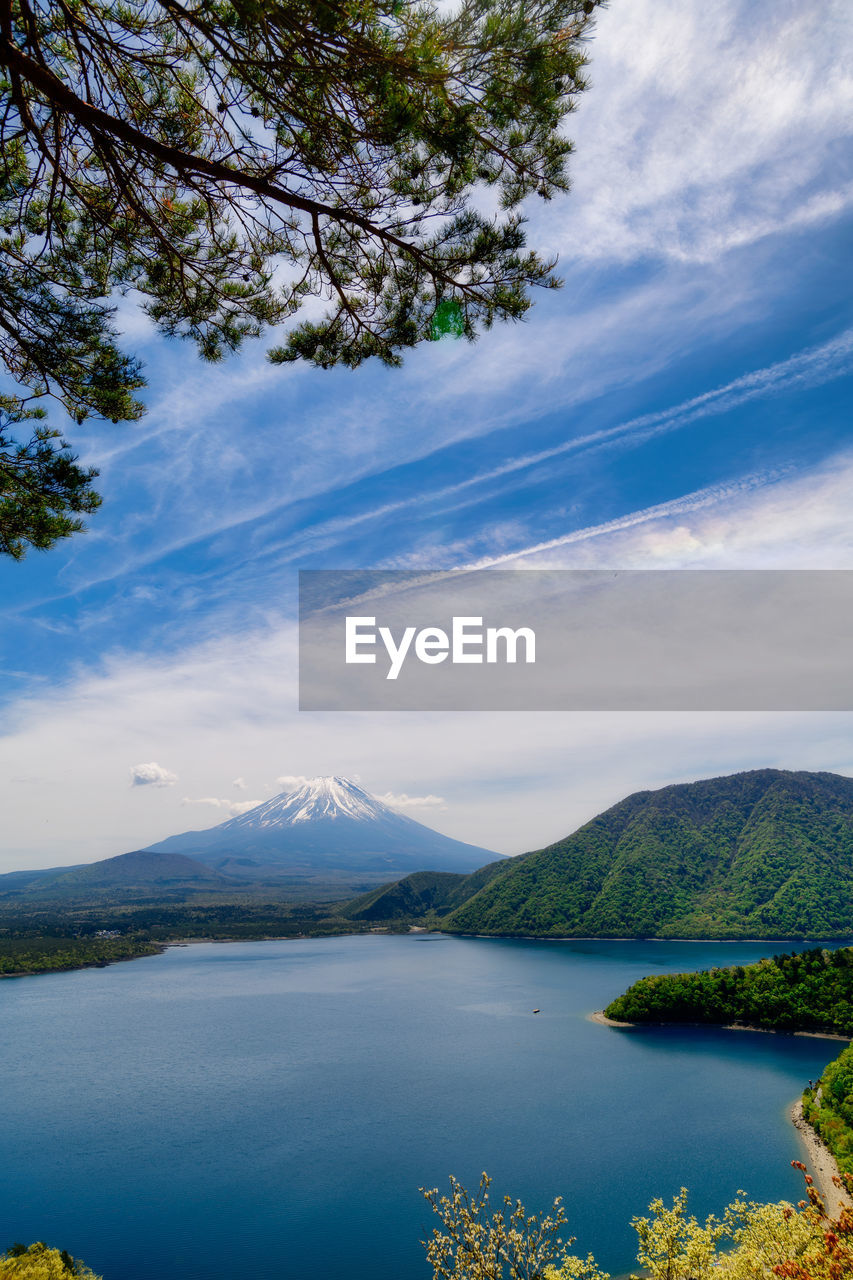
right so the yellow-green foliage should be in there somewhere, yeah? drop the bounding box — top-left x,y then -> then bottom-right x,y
420,1173 -> 607,1280
424,1172 -> 853,1280
629,1187 -> 728,1279
0,1243 -> 100,1280
619,1188 -> 823,1280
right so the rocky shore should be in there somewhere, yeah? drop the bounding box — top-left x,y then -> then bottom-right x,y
791,1099 -> 851,1220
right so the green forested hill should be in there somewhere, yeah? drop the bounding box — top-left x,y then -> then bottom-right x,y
603,945 -> 853,1034
443,769 -> 853,938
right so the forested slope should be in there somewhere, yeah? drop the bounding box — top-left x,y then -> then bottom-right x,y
444,770 -> 853,938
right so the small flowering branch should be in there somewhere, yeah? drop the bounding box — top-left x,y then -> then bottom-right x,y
419,1172 -> 572,1280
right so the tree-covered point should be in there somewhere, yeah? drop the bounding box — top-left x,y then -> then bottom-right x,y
0,0 -> 601,555
603,946 -> 853,1036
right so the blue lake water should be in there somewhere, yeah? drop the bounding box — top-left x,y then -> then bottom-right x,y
0,934 -> 847,1279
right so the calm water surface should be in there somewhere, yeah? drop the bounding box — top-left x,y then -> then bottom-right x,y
0,935 -> 846,1279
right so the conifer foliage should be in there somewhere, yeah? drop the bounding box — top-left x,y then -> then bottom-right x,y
0,0 -> 599,554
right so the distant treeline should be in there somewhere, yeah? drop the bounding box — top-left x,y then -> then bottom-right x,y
0,933 -> 162,977
0,898 -> 401,977
604,946 -> 853,1035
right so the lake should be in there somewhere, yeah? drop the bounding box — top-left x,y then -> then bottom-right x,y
0,934 -> 846,1279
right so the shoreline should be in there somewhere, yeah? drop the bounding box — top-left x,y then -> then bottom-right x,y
791,1099 -> 851,1219
589,1010 -> 852,1041
589,1010 -> 634,1027
4,931 -> 851,983
452,932 -> 853,943
6,940 -> 853,1226
725,1022 -> 852,1041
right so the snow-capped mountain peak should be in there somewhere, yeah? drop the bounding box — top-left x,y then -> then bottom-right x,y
220,776 -> 396,831
143,773 -> 498,875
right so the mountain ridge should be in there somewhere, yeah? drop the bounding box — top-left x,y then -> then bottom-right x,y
440,769 -> 853,939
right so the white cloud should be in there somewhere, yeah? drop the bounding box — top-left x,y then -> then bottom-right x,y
358,328 -> 853,564
130,761 -> 178,788
36,0 -> 850,619
378,792 -> 447,811
275,775 -> 310,792
232,777 -> 247,790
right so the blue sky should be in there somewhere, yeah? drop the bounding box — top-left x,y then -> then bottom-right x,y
1,0 -> 853,869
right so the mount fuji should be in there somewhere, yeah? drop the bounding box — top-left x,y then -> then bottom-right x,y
142,776 -> 498,878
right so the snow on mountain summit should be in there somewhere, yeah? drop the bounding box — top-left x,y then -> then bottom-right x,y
222,776 -> 394,830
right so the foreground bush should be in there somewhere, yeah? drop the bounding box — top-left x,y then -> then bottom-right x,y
421,1165 -> 853,1280
0,1244 -> 100,1280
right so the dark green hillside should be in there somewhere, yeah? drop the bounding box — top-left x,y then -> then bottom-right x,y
443,770 -> 853,939
604,945 -> 853,1034
341,858 -> 517,922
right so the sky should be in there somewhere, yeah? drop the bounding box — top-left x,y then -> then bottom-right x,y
1,0 -> 853,871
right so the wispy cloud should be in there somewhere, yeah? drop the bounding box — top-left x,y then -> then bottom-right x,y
541,0 -> 853,265
254,328 -> 853,583
464,474 -> 779,568
4,610 -> 853,867
379,792 -> 447,811
181,795 -> 263,815
469,449 -> 853,571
